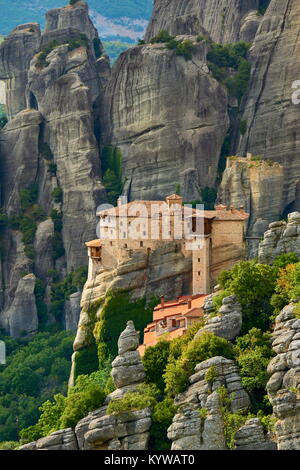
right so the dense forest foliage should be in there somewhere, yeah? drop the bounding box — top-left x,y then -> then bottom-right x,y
0,330 -> 74,443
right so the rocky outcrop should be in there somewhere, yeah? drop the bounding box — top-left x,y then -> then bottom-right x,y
27,41 -> 106,271
258,212 -> 300,264
196,294 -> 242,341
0,24 -> 41,119
168,356 -> 250,450
145,0 -> 262,44
108,321 -> 146,400
101,39 -> 229,201
84,408 -> 152,450
218,156 -> 284,255
234,418 -> 276,450
45,1 -> 100,43
65,292 -> 81,332
77,322 -> 151,451
0,2 -> 109,334
73,241 -> 192,358
19,428 -> 78,451
1,274 -> 38,338
19,322 -> 151,451
237,0 -> 300,214
266,303 -> 300,450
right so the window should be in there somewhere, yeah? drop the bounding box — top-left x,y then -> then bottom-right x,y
198,271 -> 201,276
110,241 -> 113,246
124,243 -> 128,249
198,258 -> 201,263
140,241 -> 144,247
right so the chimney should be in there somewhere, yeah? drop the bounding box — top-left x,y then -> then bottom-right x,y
161,296 -> 165,308
188,299 -> 192,309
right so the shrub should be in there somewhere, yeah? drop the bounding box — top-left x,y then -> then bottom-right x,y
30,204 -> 46,222
50,267 -> 87,323
175,40 -> 194,60
39,143 -> 53,161
0,441 -> 19,450
60,383 -> 105,429
150,30 -> 174,44
93,37 -> 102,58
234,328 -> 275,414
101,146 -> 123,206
207,41 -> 251,102
150,398 -> 178,450
36,41 -> 59,68
217,386 -> 249,449
68,33 -> 89,52
164,332 -> 233,396
201,187 -> 217,210
217,260 -> 277,332
205,366 -> 218,384
106,384 -> 158,416
19,217 -> 37,245
47,163 -> 57,176
52,232 -> 65,260
142,340 -> 170,392
20,183 -> 38,210
52,187 -> 63,203
239,119 -> 247,135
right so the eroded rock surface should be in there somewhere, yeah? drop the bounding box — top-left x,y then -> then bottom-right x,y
218,156 -> 284,255
196,294 -> 242,342
168,356 -> 250,450
2,274 -> 38,338
267,303 -> 300,450
101,39 -> 229,201
234,418 -> 276,450
19,428 -> 78,451
145,0 -> 261,44
237,0 -> 300,213
258,212 -> 300,264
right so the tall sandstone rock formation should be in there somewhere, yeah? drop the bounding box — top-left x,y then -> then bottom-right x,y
101,39 -> 229,201
0,2 -> 108,335
237,0 -> 300,213
218,156 -> 284,254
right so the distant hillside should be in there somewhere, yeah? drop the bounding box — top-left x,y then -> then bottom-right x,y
0,0 -> 153,40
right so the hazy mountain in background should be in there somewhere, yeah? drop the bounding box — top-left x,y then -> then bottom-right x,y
0,0 -> 153,41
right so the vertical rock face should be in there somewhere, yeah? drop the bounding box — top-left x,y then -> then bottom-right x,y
45,1 -> 100,42
237,0 -> 300,213
218,156 -> 284,254
258,212 -> 300,264
0,2 -> 109,334
145,0 -> 261,44
0,24 -> 41,119
102,40 -> 229,201
27,42 -> 106,270
167,356 -> 251,450
2,273 -> 38,338
266,303 -> 300,450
